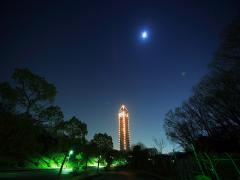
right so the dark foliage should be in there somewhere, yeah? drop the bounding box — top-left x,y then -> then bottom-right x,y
164,17 -> 240,152
0,69 -> 88,165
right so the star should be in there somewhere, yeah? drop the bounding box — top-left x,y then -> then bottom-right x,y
181,72 -> 186,77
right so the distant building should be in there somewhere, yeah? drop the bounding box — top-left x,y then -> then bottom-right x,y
118,105 -> 130,151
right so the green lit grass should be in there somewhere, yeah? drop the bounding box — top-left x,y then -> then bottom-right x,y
22,152 -> 127,170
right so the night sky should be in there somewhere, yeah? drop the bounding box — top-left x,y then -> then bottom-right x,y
1,0 -> 240,152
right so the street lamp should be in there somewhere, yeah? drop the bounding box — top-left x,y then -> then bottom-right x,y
58,149 -> 74,179
69,150 -> 74,156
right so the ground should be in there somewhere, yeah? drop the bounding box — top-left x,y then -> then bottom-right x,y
89,171 -> 165,180
0,169 -> 168,180
0,169 -> 72,180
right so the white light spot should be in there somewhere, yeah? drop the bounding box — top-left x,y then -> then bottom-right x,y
181,72 -> 186,77
141,31 -> 148,39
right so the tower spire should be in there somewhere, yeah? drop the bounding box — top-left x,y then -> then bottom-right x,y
118,104 -> 130,151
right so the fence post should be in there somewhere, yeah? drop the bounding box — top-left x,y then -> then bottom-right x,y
191,144 -> 205,176
204,153 -> 220,180
225,153 -> 240,176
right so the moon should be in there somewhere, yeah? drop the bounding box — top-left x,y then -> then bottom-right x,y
141,31 -> 148,39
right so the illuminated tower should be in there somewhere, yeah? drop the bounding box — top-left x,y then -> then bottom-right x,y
118,105 -> 130,151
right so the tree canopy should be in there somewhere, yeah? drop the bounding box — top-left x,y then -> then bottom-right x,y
164,17 -> 240,152
92,133 -> 113,154
38,105 -> 64,129
64,116 -> 88,141
0,68 -> 90,160
12,68 -> 56,115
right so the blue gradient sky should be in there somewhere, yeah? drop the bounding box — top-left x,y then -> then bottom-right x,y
1,0 -> 240,152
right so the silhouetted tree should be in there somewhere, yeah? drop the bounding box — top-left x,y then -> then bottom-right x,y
105,150 -> 116,170
12,68 -> 56,115
153,137 -> 166,154
81,141 -> 96,170
130,143 -> 150,169
38,105 -> 64,131
91,133 -> 113,172
0,113 -> 44,156
164,17 -> 240,152
0,69 -> 65,161
209,17 -> 240,73
0,82 -> 18,113
65,116 -> 88,141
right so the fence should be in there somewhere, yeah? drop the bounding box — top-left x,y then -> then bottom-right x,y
152,152 -> 240,180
